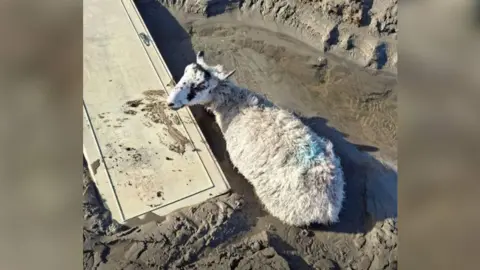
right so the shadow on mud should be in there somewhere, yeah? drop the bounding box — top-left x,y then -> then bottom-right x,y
136,0 -> 397,235
300,116 -> 397,233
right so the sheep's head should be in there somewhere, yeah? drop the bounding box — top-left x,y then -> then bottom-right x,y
166,51 -> 235,110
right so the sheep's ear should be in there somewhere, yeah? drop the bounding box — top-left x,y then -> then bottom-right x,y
196,51 -> 207,68
219,69 -> 236,81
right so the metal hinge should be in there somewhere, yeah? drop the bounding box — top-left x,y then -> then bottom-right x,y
138,32 -> 151,46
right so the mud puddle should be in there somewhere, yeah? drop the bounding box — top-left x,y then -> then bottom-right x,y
187,18 -> 398,160
138,2 -> 397,161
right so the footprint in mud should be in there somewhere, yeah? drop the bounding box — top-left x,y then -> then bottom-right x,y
123,146 -> 146,165
169,144 -> 185,155
123,91 -> 184,127
133,177 -> 165,206
122,99 -> 144,115
132,153 -> 142,162
126,99 -> 143,107
143,89 -> 166,98
124,110 -> 137,115
121,91 -> 194,155
142,101 -> 169,124
122,91 -> 164,113
167,126 -> 192,155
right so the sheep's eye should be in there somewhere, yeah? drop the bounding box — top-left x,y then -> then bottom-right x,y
191,82 -> 206,93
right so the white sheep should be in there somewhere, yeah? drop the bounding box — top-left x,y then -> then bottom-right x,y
166,51 -> 345,226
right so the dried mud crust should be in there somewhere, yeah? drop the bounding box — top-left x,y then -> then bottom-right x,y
84,163 -> 397,269
120,90 -> 195,155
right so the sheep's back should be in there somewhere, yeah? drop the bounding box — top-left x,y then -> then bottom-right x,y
224,107 -> 302,177
222,106 -> 345,226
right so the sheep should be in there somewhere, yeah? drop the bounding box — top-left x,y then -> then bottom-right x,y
166,51 -> 345,226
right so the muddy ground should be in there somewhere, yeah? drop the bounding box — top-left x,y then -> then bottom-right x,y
84,0 -> 398,269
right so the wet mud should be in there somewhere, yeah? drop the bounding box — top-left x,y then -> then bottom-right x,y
84,0 -> 398,269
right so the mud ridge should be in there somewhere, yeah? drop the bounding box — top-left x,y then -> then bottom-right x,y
156,0 -> 398,72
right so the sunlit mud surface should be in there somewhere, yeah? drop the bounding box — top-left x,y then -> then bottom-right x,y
83,1 -> 398,269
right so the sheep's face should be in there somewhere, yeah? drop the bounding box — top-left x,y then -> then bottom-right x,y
167,51 -> 234,110
166,63 -> 218,110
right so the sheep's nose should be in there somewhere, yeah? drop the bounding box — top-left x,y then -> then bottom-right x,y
167,102 -> 174,108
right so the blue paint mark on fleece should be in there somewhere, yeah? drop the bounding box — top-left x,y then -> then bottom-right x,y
296,137 -> 327,167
